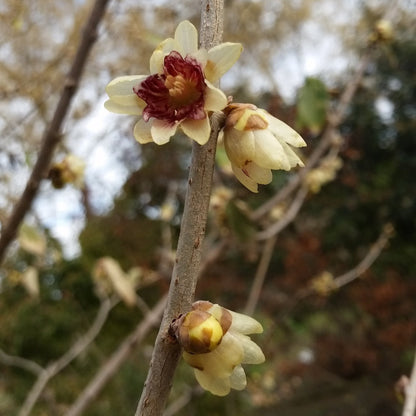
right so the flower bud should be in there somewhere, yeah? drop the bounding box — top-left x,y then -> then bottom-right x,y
222,103 -> 306,192
176,310 -> 224,354
369,19 -> 394,44
224,103 -> 268,131
48,154 -> 85,189
180,301 -> 265,396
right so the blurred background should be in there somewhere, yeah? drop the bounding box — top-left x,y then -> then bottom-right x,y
0,0 -> 415,415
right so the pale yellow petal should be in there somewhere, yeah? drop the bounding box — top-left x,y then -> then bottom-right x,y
151,119 -> 178,145
106,75 -> 146,101
204,81 -> 228,111
231,332 -> 265,364
262,111 -> 307,148
224,130 -> 255,167
281,141 -> 305,167
192,48 -> 208,67
183,333 -> 243,378
253,130 -> 291,170
149,38 -> 179,73
245,162 -> 273,185
175,20 -> 198,55
104,100 -> 143,116
194,370 -> 231,396
229,310 -> 264,334
180,117 -> 211,145
133,119 -> 154,144
231,164 -> 259,193
206,42 -> 243,83
229,365 -> 247,390
149,48 -> 165,74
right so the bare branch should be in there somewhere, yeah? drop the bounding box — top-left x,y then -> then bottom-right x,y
0,349 -> 43,376
402,348 -> 416,416
244,235 -> 277,316
270,224 -> 394,321
163,387 -> 202,416
255,185 -> 309,241
0,0 -> 110,265
332,224 -> 394,290
18,297 -> 113,416
64,295 -> 166,416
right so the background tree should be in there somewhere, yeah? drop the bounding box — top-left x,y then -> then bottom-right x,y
0,1 -> 415,415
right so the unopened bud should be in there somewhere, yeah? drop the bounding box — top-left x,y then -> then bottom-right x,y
224,103 -> 268,131
175,310 -> 224,354
48,154 -> 85,189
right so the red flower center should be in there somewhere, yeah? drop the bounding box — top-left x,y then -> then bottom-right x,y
134,51 -> 206,124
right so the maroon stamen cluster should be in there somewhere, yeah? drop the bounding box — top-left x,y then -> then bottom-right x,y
134,51 -> 207,124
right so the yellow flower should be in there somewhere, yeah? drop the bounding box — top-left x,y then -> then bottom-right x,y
222,103 -> 306,192
174,300 -> 265,396
104,21 -> 242,145
48,154 -> 85,189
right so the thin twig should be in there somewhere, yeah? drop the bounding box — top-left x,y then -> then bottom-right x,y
269,224 -> 394,324
64,295 -> 167,416
0,349 -> 43,376
163,386 -> 203,416
0,0 -> 110,265
134,4 -> 225,414
18,297 -> 113,416
402,348 -> 416,416
332,224 -> 394,290
255,185 -> 309,240
244,235 -> 277,316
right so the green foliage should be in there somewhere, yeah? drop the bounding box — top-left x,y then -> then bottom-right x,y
296,77 -> 329,134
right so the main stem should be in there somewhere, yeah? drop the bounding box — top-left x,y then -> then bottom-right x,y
135,3 -> 224,415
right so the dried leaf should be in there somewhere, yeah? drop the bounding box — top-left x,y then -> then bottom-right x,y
94,257 -> 137,307
21,266 -> 40,298
18,224 -> 47,257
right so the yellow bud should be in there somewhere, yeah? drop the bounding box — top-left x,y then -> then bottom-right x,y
176,310 -> 224,354
48,154 -> 85,189
224,103 -> 268,131
192,300 -> 232,335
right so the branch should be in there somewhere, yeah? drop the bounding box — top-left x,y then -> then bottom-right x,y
0,0 -> 110,265
332,224 -> 394,290
64,296 -> 167,416
269,224 -> 394,323
0,349 -> 43,376
18,297 -> 113,416
244,235 -> 277,316
402,348 -> 416,416
134,3 -> 225,414
255,185 -> 309,240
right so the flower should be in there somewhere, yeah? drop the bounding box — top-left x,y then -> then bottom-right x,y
222,103 -> 307,192
104,21 -> 242,145
48,154 -> 85,189
172,300 -> 265,396
369,19 -> 394,44
305,155 -> 342,193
